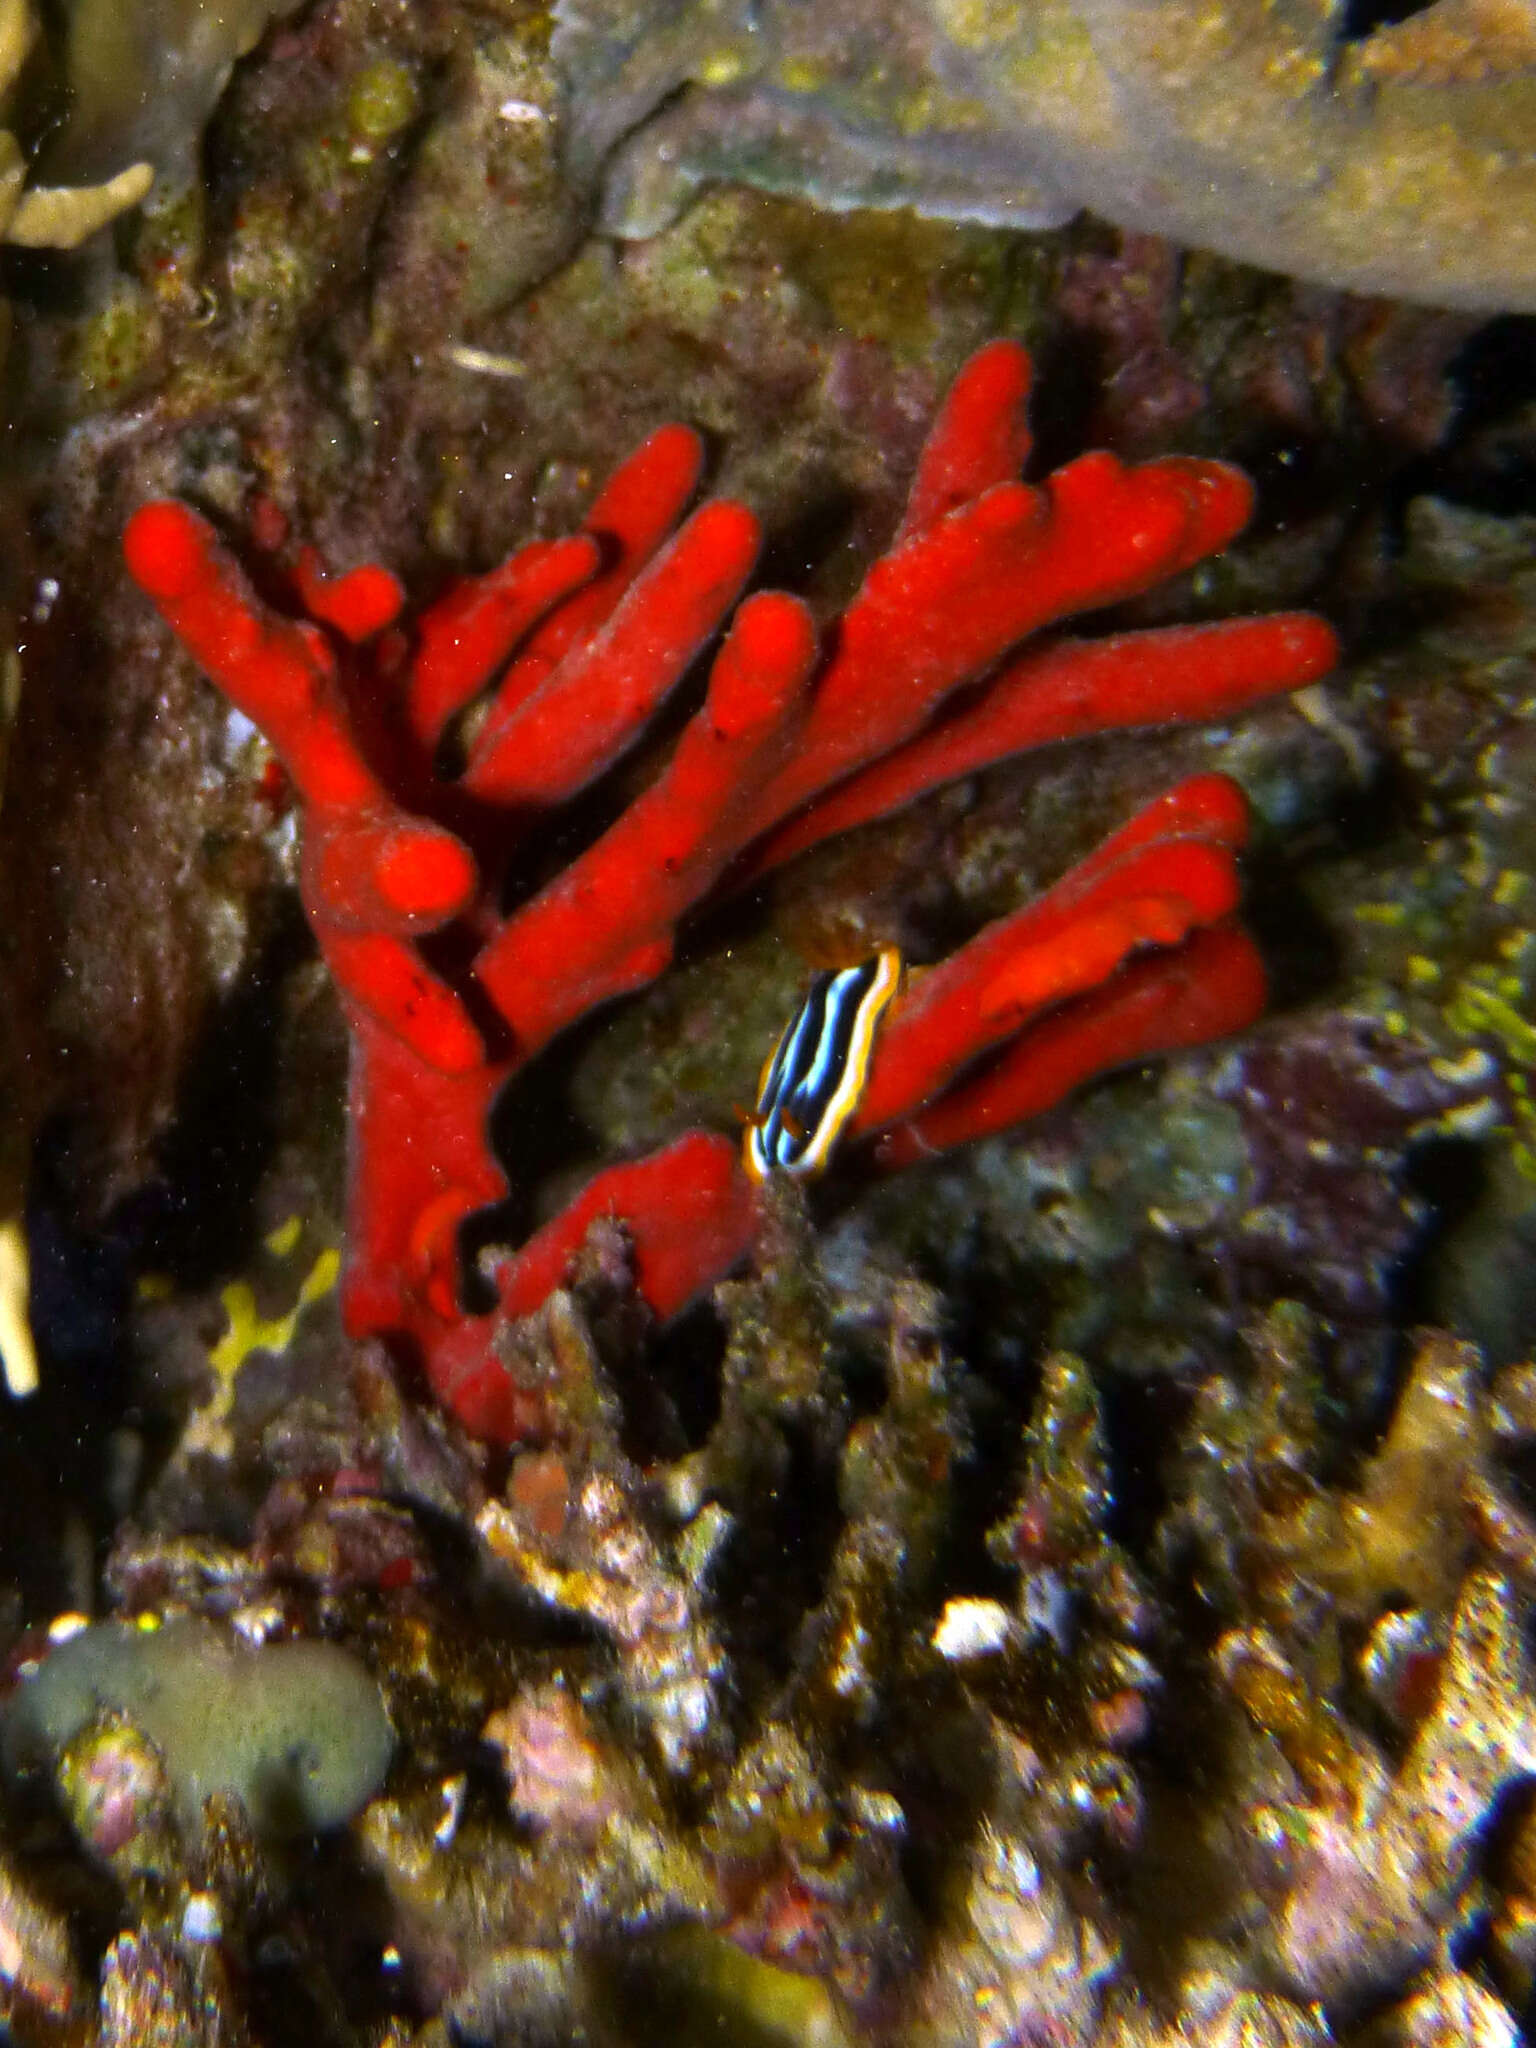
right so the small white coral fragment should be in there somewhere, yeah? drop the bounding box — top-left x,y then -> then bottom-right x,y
932,1596 -> 1012,1660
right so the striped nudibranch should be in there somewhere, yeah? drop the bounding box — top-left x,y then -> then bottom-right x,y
743,948 -> 903,1182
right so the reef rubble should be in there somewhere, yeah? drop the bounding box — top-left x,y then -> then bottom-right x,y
1,1310 -> 1534,2042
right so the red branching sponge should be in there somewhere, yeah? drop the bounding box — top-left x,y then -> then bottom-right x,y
123,343 -> 1337,1443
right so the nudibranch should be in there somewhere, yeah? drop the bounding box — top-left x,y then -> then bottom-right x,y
744,949 -> 903,1181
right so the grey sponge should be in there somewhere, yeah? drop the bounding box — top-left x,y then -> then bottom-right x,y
3,1616 -> 394,1838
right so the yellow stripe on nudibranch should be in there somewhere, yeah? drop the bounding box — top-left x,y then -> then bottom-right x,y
744,948 -> 902,1183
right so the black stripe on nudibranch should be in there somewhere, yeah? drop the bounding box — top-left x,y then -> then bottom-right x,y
744,948 -> 902,1182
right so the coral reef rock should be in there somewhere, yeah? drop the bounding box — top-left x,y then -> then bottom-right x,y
556,0 -> 1536,311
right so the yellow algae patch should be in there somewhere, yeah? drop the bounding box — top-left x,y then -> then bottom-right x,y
185,1237 -> 340,1459
1447,979 -> 1536,1065
209,1246 -> 341,1381
263,1214 -> 303,1258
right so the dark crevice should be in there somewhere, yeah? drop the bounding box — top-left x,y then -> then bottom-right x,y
1339,0 -> 1438,37
119,898 -> 311,1289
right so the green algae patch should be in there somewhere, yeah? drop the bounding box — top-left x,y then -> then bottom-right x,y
597,1924 -> 857,2048
346,57 -> 418,146
2,1616 -> 394,1840
65,279 -> 165,405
